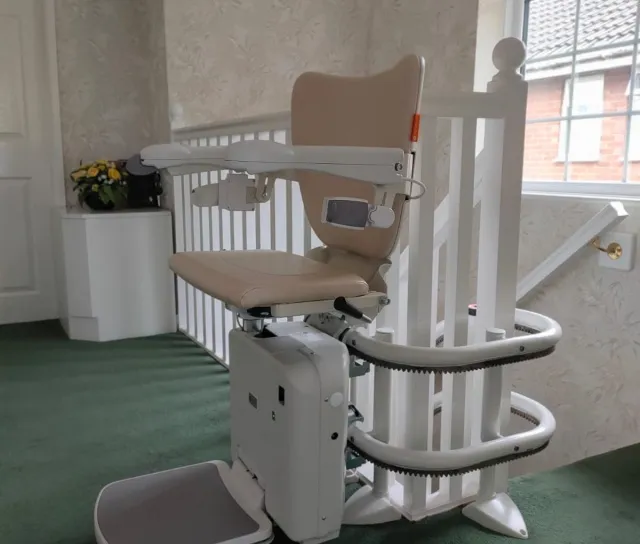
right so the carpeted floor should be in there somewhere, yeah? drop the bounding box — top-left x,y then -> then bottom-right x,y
1,321 -> 640,544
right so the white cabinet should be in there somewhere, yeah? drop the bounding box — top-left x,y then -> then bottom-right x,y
56,208 -> 176,341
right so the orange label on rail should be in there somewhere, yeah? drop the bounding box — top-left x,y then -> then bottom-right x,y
411,114 -> 421,142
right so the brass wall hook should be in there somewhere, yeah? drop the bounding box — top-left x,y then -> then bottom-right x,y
591,236 -> 623,260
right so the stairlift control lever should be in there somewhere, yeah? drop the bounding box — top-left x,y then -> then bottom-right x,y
333,296 -> 373,323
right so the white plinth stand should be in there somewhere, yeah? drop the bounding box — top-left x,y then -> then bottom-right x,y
56,208 -> 176,342
462,492 -> 528,539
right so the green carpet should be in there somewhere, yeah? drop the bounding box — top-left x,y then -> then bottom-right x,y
1,321 -> 639,544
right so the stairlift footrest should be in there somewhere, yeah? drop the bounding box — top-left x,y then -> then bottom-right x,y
94,461 -> 272,544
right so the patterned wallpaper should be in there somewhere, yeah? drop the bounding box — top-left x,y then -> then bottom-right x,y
143,0 -> 171,147
54,0 -> 169,205
368,0 -> 478,91
163,0 -> 479,132
508,197 -> 640,474
164,0 -> 373,129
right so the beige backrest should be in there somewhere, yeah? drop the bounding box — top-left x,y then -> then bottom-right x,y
291,55 -> 425,261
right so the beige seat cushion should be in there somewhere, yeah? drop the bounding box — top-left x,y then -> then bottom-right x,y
169,250 -> 369,309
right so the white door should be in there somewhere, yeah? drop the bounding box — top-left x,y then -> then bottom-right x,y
0,0 -> 59,324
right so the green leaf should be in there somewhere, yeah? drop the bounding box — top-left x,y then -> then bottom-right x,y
98,186 -> 110,205
104,185 -> 117,204
114,190 -> 127,208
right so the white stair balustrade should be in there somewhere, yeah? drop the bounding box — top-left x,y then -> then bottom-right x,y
170,114 -> 324,365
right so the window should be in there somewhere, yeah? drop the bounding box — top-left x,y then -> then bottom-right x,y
558,75 -> 604,162
523,0 -> 640,188
627,72 -> 640,160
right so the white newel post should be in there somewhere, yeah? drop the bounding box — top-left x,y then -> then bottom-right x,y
462,38 -> 530,540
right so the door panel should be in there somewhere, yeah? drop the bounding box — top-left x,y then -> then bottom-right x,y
0,15 -> 26,136
0,0 -> 57,324
0,180 -> 33,289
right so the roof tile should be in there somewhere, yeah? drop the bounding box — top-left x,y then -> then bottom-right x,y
527,0 -> 638,61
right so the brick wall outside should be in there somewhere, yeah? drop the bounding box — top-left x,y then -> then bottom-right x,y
523,66 -> 640,183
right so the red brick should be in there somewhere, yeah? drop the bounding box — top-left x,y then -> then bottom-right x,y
525,67 -> 634,181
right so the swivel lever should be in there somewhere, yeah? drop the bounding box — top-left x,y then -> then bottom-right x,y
333,297 -> 372,324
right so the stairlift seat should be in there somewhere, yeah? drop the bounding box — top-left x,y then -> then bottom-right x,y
169,249 -> 369,308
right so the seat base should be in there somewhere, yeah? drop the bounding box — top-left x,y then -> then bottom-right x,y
95,461 -> 273,544
237,290 -> 386,319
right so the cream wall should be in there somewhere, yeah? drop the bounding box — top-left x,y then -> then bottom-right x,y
367,0 -> 478,90
508,197 -> 640,474
143,0 -> 171,148
163,0 -> 479,129
54,0 -> 170,205
164,0 -> 373,129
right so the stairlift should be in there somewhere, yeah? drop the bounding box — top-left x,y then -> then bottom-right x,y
95,53 -> 561,544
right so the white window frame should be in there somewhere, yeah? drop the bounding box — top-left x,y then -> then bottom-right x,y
517,0 -> 640,198
626,73 -> 640,161
557,74 -> 604,162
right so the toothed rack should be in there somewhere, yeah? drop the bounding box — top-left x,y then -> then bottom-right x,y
341,38 -> 560,541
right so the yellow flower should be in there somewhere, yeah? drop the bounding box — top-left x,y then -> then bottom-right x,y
108,168 -> 121,181
98,165 -> 106,171
92,184 -> 99,192
87,167 -> 100,177
71,169 -> 87,181
96,159 -> 108,165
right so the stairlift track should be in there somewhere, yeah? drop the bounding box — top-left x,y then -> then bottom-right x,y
347,390 -> 554,477
95,40 -> 561,544
343,308 -> 560,374
303,306 -> 559,478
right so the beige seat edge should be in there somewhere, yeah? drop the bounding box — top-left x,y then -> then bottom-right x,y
170,250 -> 369,309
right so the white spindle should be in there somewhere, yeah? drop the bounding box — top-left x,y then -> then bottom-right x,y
444,117 -> 477,502
207,138 -> 222,355
241,134 -> 250,250
371,328 -> 394,495
243,133 -> 257,250
194,137 -> 207,345
184,140 -> 196,339
173,173 -> 187,331
402,120 -> 437,513
231,134 -> 243,252
274,130 -> 288,255
269,130 -> 277,251
475,37 -> 528,496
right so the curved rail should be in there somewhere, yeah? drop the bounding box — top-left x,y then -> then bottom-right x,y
347,392 -> 555,477
342,308 -> 561,373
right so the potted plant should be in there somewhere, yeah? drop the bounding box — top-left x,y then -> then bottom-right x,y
71,159 -> 129,211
